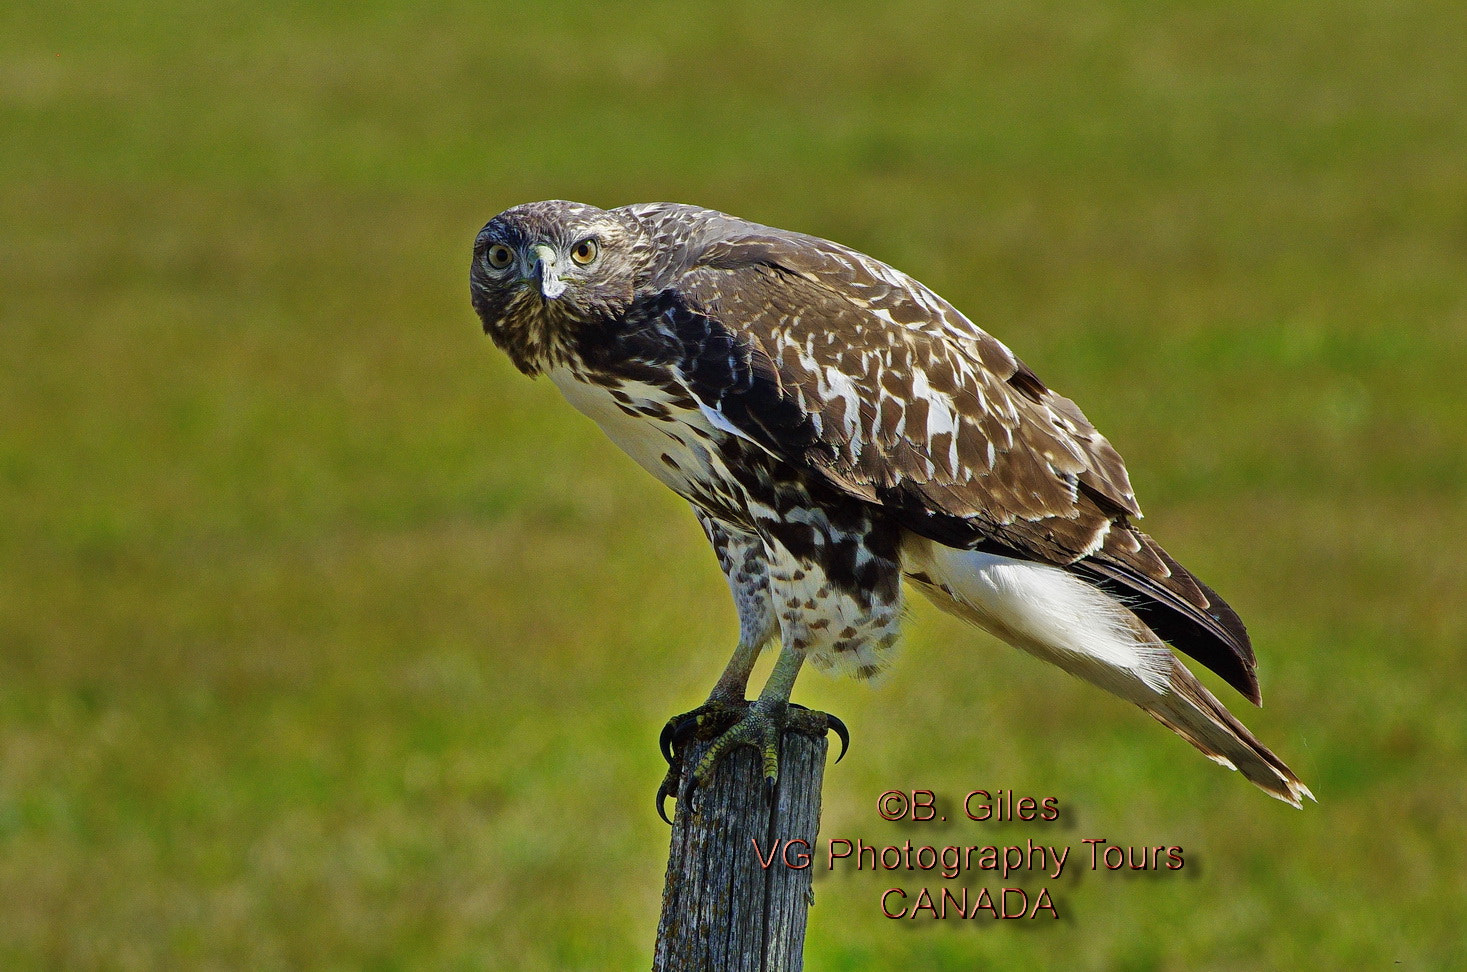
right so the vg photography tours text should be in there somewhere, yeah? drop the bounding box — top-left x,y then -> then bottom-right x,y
751,789 -> 1190,921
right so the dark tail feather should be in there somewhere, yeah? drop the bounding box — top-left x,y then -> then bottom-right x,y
1146,661 -> 1314,807
1072,525 -> 1261,705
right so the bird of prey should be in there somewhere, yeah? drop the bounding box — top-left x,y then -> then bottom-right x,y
469,200 -> 1313,814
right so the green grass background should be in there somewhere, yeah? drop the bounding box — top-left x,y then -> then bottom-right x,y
3,0 -> 1464,967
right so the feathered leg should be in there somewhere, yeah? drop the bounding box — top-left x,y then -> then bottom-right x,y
658,512 -> 852,821
658,515 -> 777,819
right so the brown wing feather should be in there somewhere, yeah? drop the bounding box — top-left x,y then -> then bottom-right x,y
686,231 -> 1136,547
667,221 -> 1259,702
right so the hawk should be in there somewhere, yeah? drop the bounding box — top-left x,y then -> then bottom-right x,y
469,200 -> 1312,814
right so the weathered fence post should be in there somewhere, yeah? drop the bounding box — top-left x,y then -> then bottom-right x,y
652,729 -> 829,972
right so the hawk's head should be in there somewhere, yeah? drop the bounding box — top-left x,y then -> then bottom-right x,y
471,200 -> 651,375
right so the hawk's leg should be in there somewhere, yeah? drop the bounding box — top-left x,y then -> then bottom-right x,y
660,511 -> 775,751
709,632 -> 764,702
688,643 -> 839,793
657,514 -> 774,820
672,499 -> 904,797
651,510 -> 856,820
657,513 -> 846,821
658,643 -> 846,821
657,637 -> 761,767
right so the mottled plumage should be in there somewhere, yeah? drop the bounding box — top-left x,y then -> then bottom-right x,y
470,200 -> 1311,807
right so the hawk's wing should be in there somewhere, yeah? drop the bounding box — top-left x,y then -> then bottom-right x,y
642,208 -> 1259,703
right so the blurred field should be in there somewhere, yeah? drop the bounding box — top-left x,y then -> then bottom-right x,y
3,0 -> 1465,968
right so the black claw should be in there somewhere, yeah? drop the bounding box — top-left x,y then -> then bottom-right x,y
660,712 -> 699,765
656,776 -> 677,825
827,713 -> 850,763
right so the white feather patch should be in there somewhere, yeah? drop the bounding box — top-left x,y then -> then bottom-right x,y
548,367 -> 716,496
907,539 -> 1172,693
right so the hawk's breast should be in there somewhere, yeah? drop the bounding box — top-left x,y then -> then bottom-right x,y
546,364 -> 742,516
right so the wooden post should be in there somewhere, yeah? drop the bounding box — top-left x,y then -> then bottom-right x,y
653,729 -> 829,972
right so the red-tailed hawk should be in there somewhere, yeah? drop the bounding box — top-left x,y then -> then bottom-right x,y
469,200 -> 1312,815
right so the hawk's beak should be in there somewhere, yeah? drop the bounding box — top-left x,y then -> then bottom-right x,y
527,243 -> 567,299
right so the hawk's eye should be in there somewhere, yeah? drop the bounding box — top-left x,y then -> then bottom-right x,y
485,244 -> 514,270
571,238 -> 599,266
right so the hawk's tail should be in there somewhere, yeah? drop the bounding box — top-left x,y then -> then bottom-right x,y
903,536 -> 1313,807
1143,663 -> 1314,806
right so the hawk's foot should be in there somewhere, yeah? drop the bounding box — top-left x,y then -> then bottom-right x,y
657,698 -> 748,824
656,699 -> 847,824
659,698 -> 749,766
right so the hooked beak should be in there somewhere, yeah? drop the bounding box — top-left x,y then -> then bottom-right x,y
526,243 -> 567,299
